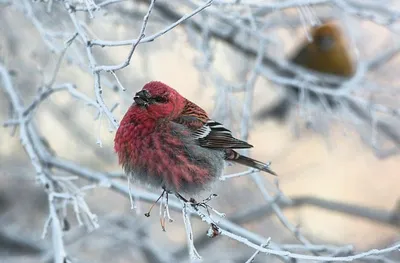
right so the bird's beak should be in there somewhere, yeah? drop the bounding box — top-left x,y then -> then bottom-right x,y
134,90 -> 151,107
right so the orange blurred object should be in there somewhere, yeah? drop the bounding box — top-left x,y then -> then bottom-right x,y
257,21 -> 355,121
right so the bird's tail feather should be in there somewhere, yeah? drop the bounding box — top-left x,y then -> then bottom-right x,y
256,97 -> 292,122
228,150 -> 277,176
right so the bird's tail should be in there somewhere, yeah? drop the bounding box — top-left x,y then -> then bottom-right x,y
227,150 -> 277,176
256,97 -> 292,122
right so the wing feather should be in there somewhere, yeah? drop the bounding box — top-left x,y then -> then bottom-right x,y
172,99 -> 253,149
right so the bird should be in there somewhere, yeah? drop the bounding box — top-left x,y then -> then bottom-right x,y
114,81 -> 276,197
257,21 -> 355,121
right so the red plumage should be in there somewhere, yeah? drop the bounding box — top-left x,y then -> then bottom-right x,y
114,81 -> 276,194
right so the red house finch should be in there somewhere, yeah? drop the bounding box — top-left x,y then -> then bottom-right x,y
114,81 -> 276,196
257,21 -> 355,121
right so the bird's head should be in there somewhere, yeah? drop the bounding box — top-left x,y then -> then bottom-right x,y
311,21 -> 343,52
133,81 -> 185,119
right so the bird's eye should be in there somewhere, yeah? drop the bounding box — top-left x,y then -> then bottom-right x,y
153,96 -> 168,103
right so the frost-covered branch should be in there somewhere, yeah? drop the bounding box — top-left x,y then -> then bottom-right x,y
2,0 -> 399,262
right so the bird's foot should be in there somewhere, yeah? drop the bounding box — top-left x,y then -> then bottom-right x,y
175,193 -> 224,238
190,193 -> 218,206
175,193 -> 225,218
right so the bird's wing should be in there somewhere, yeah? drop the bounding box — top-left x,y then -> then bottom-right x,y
172,99 -> 253,149
195,120 -> 253,149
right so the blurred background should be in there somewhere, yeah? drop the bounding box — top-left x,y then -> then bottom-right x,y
0,0 -> 399,262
